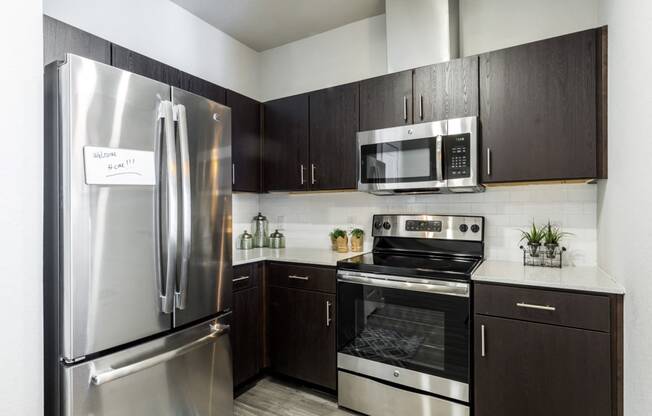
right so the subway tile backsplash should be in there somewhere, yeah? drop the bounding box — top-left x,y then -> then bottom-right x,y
233,184 -> 598,266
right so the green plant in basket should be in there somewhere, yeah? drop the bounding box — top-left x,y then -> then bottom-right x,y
519,221 -> 546,257
350,228 -> 364,239
542,221 -> 573,258
332,229 -> 347,239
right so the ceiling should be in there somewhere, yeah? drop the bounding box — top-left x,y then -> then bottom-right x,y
171,0 -> 386,51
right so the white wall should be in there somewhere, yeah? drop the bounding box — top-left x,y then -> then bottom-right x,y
259,14 -> 387,101
597,0 -> 652,414
256,185 -> 598,266
0,1 -> 44,415
459,0 -> 599,56
43,0 -> 261,100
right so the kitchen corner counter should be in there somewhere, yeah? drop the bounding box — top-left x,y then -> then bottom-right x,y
472,260 -> 625,294
233,247 -> 367,267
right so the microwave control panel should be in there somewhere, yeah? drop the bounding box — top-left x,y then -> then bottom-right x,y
444,134 -> 471,179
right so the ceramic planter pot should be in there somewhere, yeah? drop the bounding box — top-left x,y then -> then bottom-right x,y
330,236 -> 337,251
545,243 -> 559,258
336,236 -> 349,253
351,236 -> 364,252
528,242 -> 542,257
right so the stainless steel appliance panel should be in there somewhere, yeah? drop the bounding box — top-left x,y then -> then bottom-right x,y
172,87 -> 232,326
338,371 -> 469,416
60,55 -> 173,360
62,315 -> 233,416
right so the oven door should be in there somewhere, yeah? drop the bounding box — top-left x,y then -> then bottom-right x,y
337,271 -> 470,402
357,121 -> 447,193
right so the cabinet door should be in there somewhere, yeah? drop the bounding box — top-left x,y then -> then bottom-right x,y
228,91 -> 261,193
179,71 -> 226,104
232,286 -> 260,387
480,29 -> 598,183
44,16 -> 111,66
309,83 -> 359,190
268,286 -> 336,389
359,70 -> 413,131
474,315 -> 611,416
263,94 -> 309,191
413,56 -> 479,123
111,44 -> 181,87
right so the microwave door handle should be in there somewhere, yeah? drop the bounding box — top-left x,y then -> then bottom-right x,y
436,135 -> 443,182
174,104 -> 192,310
159,100 -> 178,314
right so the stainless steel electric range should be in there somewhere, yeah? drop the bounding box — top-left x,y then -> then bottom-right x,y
336,214 -> 484,416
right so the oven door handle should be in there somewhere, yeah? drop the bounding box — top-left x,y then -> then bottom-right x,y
337,272 -> 469,297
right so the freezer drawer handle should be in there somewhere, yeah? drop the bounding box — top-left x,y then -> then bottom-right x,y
174,104 -> 192,311
90,323 -> 230,387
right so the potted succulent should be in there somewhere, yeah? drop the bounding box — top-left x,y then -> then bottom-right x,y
543,221 -> 572,258
519,221 -> 546,257
332,228 -> 349,253
350,228 -> 365,252
329,231 -> 337,251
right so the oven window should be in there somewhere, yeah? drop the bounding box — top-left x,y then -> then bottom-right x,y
338,281 -> 469,383
360,137 -> 436,183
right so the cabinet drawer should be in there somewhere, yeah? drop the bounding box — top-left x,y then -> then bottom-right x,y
268,262 -> 336,294
233,264 -> 255,292
474,283 -> 610,332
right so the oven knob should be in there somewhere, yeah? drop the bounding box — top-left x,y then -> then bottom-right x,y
471,224 -> 480,233
383,222 -> 392,230
393,370 -> 400,378
374,221 -> 383,229
459,224 -> 468,233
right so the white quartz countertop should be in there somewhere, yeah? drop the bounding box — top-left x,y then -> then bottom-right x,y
233,247 -> 367,267
472,260 -> 625,294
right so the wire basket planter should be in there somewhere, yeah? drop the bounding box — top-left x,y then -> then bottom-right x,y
520,244 -> 566,268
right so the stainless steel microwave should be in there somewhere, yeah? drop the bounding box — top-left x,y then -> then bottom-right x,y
357,116 -> 484,195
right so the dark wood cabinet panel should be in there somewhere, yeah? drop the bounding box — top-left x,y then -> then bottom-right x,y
43,16 -> 111,66
413,56 -> 479,123
111,44 -> 181,87
228,91 -> 262,192
268,286 -> 336,390
267,262 -> 336,294
359,70 -> 413,131
309,83 -> 359,190
263,94 -> 310,192
232,286 -> 260,387
179,71 -> 226,104
474,315 -> 611,416
480,29 -> 599,183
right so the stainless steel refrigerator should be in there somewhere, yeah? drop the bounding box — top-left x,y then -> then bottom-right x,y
44,54 -> 233,415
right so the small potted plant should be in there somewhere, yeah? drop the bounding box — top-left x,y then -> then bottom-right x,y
543,221 -> 572,258
329,231 -> 337,251
350,228 -> 364,252
519,221 -> 546,257
332,228 -> 348,253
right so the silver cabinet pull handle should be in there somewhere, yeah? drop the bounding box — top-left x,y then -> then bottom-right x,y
326,301 -> 332,327
232,163 -> 235,186
174,104 -> 192,311
311,163 -> 316,185
300,164 -> 305,185
289,274 -> 309,281
516,302 -> 556,311
91,323 -> 230,386
403,95 -> 408,121
419,94 -> 423,119
158,100 -> 178,315
233,276 -> 250,283
481,324 -> 486,357
487,148 -> 492,176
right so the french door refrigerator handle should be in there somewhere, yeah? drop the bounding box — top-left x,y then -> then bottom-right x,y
159,101 -> 178,314
174,104 -> 192,310
90,323 -> 230,386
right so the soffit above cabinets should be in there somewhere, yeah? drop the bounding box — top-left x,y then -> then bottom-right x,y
171,0 -> 385,52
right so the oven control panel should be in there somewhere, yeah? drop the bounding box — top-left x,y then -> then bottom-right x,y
372,214 -> 484,241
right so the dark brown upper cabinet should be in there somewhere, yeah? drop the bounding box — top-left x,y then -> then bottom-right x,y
178,71 -> 226,104
359,70 -> 413,131
111,44 -> 181,87
263,94 -> 310,192
228,91 -> 262,193
413,56 -> 479,123
480,28 -> 607,183
43,16 -> 111,66
309,83 -> 360,190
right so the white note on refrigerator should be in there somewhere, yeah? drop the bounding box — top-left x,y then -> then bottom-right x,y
83,146 -> 156,185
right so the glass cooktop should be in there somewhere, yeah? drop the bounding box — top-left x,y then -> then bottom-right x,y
337,252 -> 481,282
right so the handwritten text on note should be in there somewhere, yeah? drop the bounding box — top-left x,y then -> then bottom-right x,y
84,146 -> 156,185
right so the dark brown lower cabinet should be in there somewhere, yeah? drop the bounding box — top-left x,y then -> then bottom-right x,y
474,315 -> 611,416
268,286 -> 336,390
232,263 -> 262,388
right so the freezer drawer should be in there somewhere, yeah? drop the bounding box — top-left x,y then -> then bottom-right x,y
62,315 -> 233,416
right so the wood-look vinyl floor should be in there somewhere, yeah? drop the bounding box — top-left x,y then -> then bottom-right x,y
235,377 -> 357,416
